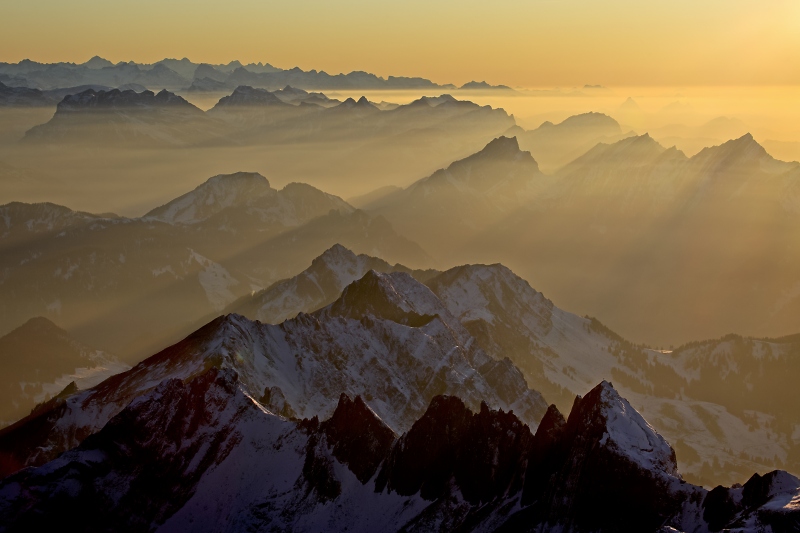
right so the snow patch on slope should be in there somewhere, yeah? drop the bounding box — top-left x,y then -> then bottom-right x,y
189,249 -> 239,310
145,172 -> 273,225
596,381 -> 679,477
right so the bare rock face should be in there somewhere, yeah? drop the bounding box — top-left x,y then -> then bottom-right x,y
0,270 -> 548,480
0,375 -> 798,532
533,381 -> 690,532
320,393 -> 396,484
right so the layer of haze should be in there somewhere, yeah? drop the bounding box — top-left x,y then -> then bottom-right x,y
3,0 -> 800,87
3,86 -> 799,217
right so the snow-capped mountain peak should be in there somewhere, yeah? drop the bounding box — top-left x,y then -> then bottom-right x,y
0,267 -> 549,477
328,270 -> 442,326
144,172 -> 275,224
225,244 -> 430,324
574,380 -> 679,477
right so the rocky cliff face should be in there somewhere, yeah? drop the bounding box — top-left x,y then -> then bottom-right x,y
0,270 -> 547,479
1,374 -> 796,532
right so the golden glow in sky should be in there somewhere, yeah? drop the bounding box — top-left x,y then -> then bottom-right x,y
2,0 -> 799,87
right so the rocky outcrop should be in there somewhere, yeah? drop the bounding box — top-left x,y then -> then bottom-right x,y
0,376 -> 797,532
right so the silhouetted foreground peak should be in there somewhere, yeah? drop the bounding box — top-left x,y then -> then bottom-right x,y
0,374 -> 795,532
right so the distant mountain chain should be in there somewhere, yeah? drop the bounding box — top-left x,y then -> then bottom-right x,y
0,172 -> 427,362
0,57 -> 514,92
2,129 -> 799,487
364,130 -> 800,346
12,86 -> 514,152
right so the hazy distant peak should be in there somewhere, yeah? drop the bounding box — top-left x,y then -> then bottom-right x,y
57,87 -> 196,111
82,56 -> 114,70
620,96 -> 641,108
459,80 -> 512,90
412,94 -> 458,107
205,171 -> 270,188
192,63 -> 227,81
609,133 -> 665,153
318,243 -> 358,262
557,111 -> 620,130
696,133 -> 765,158
144,171 -> 274,224
13,316 -> 66,336
439,135 -> 540,177
688,132 -> 792,173
565,133 -> 666,169
405,135 -> 540,197
214,85 -> 285,107
477,135 -> 525,158
277,85 -> 307,96
619,132 -> 659,145
345,96 -> 371,106
338,96 -> 378,111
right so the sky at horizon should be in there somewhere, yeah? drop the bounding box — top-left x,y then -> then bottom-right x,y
2,0 -> 800,88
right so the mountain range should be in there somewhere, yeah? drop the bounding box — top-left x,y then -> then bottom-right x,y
0,238 -> 798,531
0,173 -> 428,362
0,57 -> 458,92
16,86 -> 514,154
365,131 -> 800,346
508,111 -> 634,172
224,245 -> 800,487
4,238 -> 798,487
0,268 -> 548,475
3,126 -> 798,485
1,368 -> 797,531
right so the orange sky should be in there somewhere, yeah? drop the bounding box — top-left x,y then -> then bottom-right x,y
2,0 -> 799,87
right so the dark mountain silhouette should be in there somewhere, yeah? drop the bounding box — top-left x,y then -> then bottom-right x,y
0,374 -> 795,532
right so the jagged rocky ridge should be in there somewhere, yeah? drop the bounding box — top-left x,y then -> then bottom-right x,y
22,87 -> 214,147
222,245 -> 800,487
0,270 -> 547,477
0,372 -> 796,532
366,131 -> 800,356
0,57 -> 456,92
19,85 -> 513,150
225,243 -> 438,324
